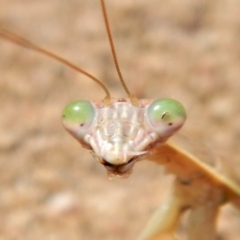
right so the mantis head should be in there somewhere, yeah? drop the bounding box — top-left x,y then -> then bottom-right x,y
62,98 -> 186,178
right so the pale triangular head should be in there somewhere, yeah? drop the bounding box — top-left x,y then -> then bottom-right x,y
62,98 -> 186,177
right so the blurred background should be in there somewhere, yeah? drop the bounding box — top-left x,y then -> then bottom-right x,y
1,0 -> 240,239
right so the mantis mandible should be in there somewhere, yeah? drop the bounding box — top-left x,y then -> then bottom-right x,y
1,0 -> 239,239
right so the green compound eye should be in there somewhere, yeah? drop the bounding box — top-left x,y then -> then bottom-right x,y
146,98 -> 186,137
62,100 -> 95,139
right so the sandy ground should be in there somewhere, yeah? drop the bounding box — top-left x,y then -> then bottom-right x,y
1,0 -> 240,239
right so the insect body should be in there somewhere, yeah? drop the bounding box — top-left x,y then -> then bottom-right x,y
1,0 -> 240,240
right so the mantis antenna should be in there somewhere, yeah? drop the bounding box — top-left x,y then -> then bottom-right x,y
0,28 -> 111,104
99,0 -> 138,104
0,0 -> 138,105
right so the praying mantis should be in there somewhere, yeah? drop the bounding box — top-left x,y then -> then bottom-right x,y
1,0 -> 240,239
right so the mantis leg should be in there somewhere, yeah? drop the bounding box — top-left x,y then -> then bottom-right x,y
137,180 -> 188,240
184,176 -> 224,240
186,204 -> 219,240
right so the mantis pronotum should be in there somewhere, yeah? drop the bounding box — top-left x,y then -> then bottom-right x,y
0,0 -> 240,240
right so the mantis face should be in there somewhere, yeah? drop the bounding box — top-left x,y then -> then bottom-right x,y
62,98 -> 186,176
